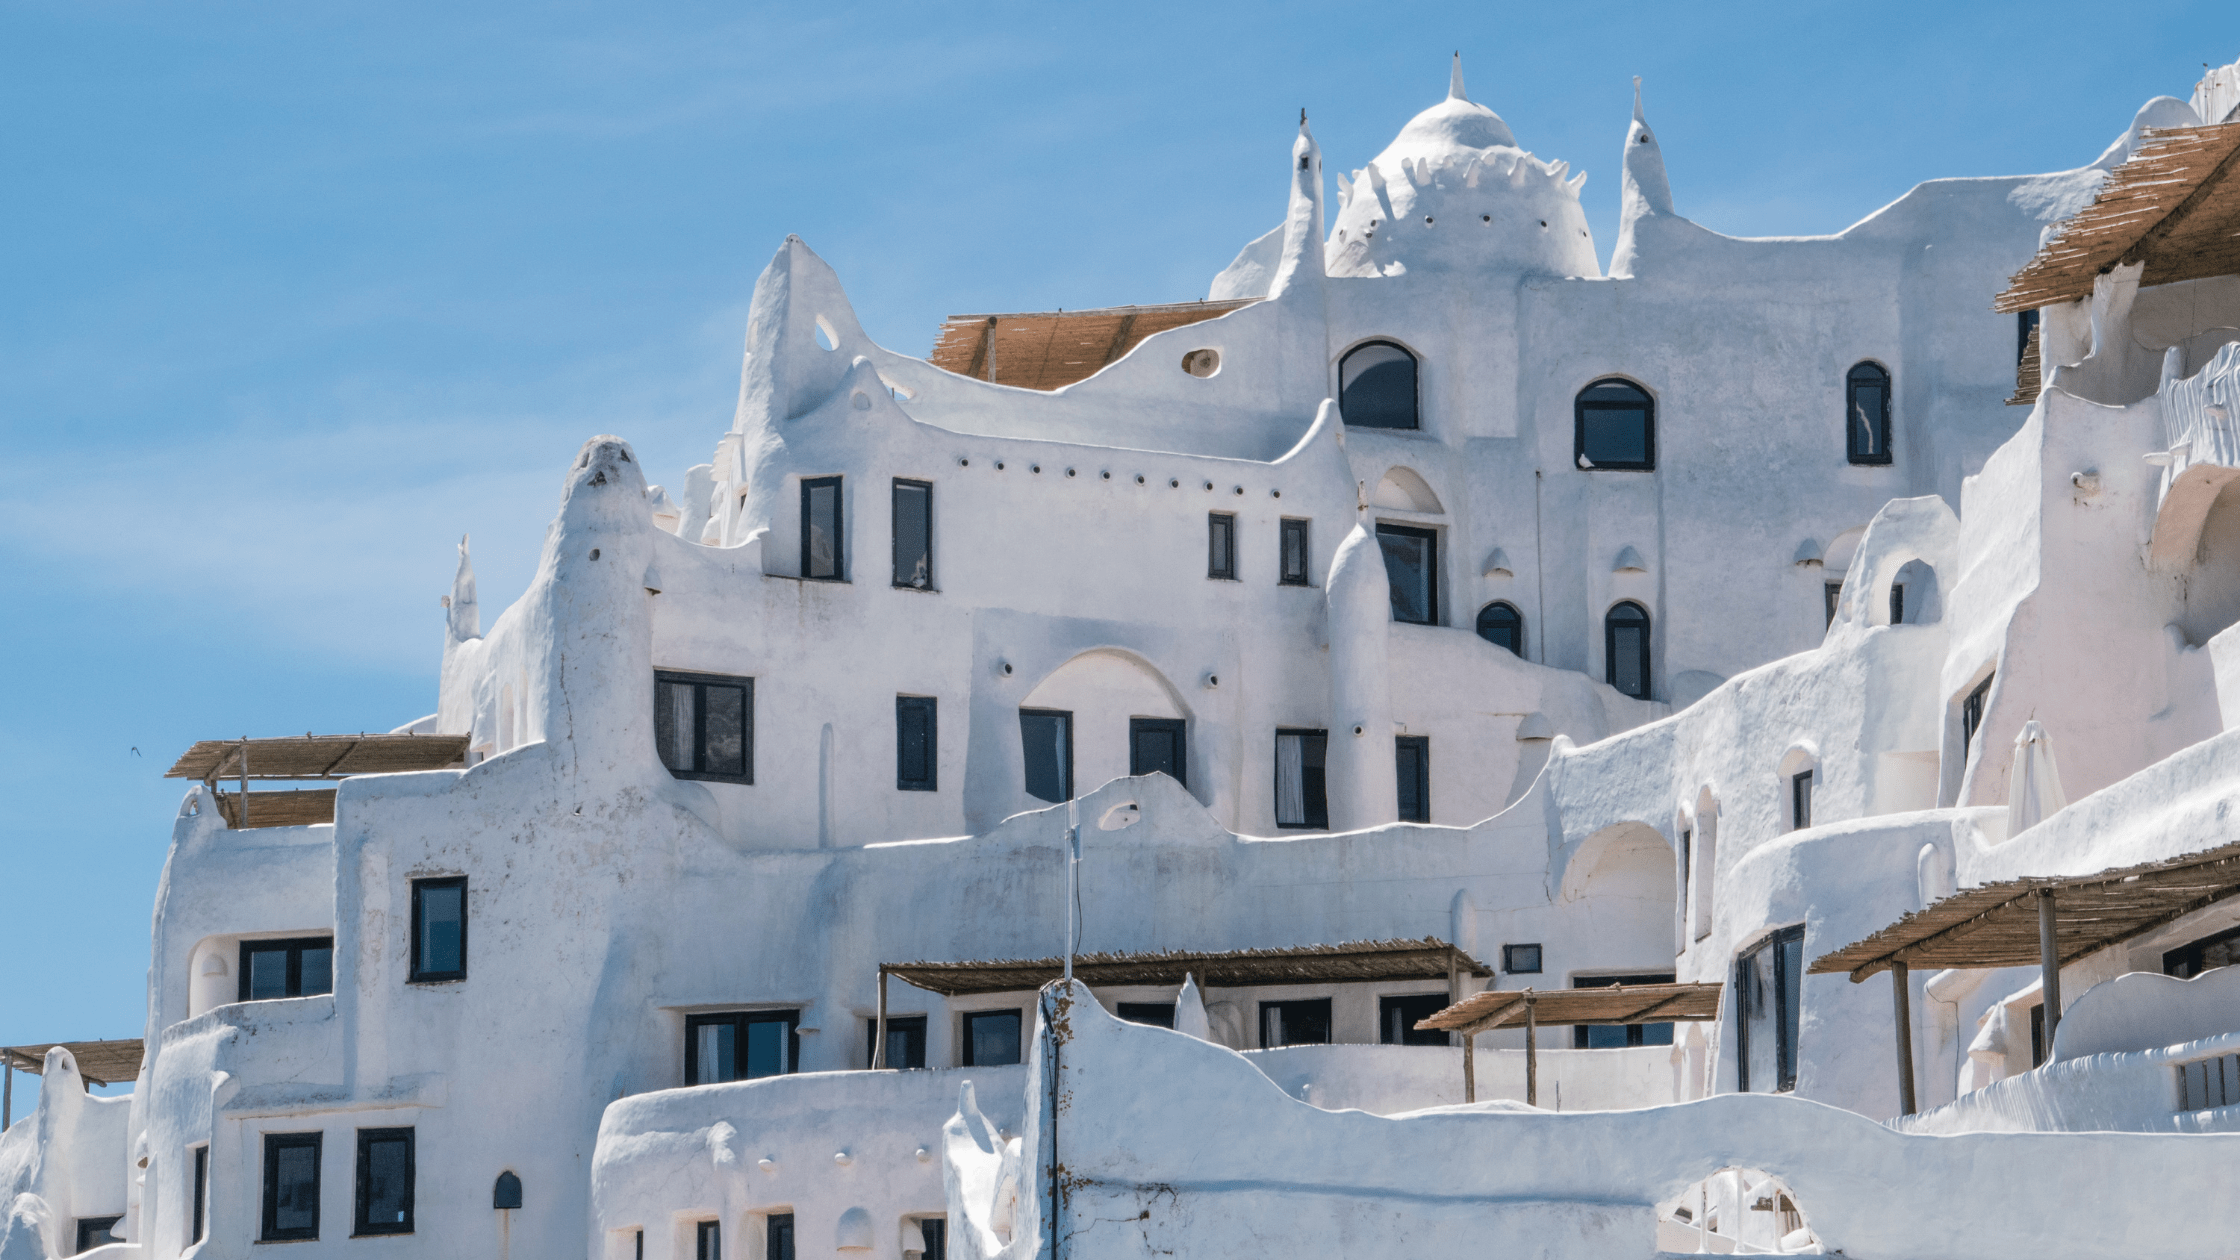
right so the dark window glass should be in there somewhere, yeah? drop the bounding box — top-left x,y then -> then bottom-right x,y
409,877 -> 467,983
1395,735 -> 1430,823
1259,998 -> 1332,1047
238,936 -> 334,1002
1605,601 -> 1652,700
1273,729 -> 1329,829
192,1145 -> 208,1243
1846,362 -> 1892,465
1279,518 -> 1312,586
1889,580 -> 1906,625
1475,602 -> 1523,655
1208,512 -> 1236,580
1734,925 -> 1805,1092
75,1216 -> 122,1251
766,1214 -> 795,1260
1962,673 -> 1993,761
1380,994 -> 1450,1046
1374,524 -> 1438,625
686,1010 -> 799,1084
920,1217 -> 948,1260
1129,718 -> 1187,787
2030,1003 -> 2046,1068
354,1128 -> 414,1236
1019,709 -> 1073,803
654,671 -> 754,783
1117,1002 -> 1176,1028
1338,341 -> 1419,429
963,1010 -> 1023,1067
897,696 -> 937,792
1824,580 -> 1843,628
1502,943 -> 1543,974
801,476 -> 843,580
892,478 -> 932,589
867,1015 -> 928,1069
1571,973 -> 1677,1049
493,1170 -> 523,1210
1574,378 -> 1655,470
697,1219 -> 722,1260
261,1131 -> 322,1242
2017,310 -> 2040,365
2163,924 -> 2240,979
1792,770 -> 1814,831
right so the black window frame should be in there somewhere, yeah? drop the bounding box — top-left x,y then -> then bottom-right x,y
685,1009 -> 801,1084
261,1131 -> 323,1243
75,1216 -> 122,1252
896,695 -> 937,792
1116,1002 -> 1176,1028
1374,523 -> 1440,626
1605,601 -> 1653,700
1278,518 -> 1312,586
2016,310 -> 2040,365
654,669 -> 756,785
800,475 -> 845,581
1734,924 -> 1806,1093
1889,579 -> 1906,625
1824,580 -> 1843,627
919,1216 -> 947,1260
1129,717 -> 1188,788
1573,377 -> 1656,471
891,477 -> 933,590
1258,997 -> 1333,1047
1961,673 -> 1993,762
867,1014 -> 928,1069
1337,339 -> 1420,430
1791,770 -> 1814,831
1502,943 -> 1543,974
1272,728 -> 1329,830
766,1213 -> 795,1260
238,935 -> 335,1003
2162,923 -> 2240,979
1845,361 -> 1893,466
1379,993 -> 1451,1046
1207,512 -> 1237,580
1395,734 -> 1430,823
408,876 -> 468,984
1475,601 -> 1524,655
961,1009 -> 1024,1067
1019,708 -> 1074,804
1571,972 -> 1677,1049
192,1143 -> 209,1244
352,1126 -> 415,1237
697,1218 -> 723,1260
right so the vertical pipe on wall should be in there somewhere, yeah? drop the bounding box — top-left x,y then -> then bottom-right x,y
2038,890 -> 2063,1054
1891,961 -> 1917,1115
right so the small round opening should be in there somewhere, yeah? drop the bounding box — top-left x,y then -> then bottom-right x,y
1001,663 -> 1013,676
1066,467 -> 1077,478
1424,215 -> 1433,225
1202,480 -> 1213,491
813,316 -> 839,352
1102,471 -> 1112,480
1134,474 -> 1145,485
1233,486 -> 1245,495
1353,725 -> 1365,736
995,461 -> 1005,471
959,458 -> 970,467
1271,489 -> 1281,498
1481,214 -> 1491,223
1538,219 -> 1548,228
588,548 -> 600,561
1030,464 -> 1041,474
1181,348 -> 1221,378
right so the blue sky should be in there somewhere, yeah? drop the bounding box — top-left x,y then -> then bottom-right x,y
0,0 -> 2231,1114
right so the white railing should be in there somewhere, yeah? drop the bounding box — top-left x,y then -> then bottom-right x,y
2176,1051 -> 2240,1112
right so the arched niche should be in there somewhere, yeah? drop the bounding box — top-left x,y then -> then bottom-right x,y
1371,466 -> 1445,514
1020,650 -> 1192,801
1559,821 -> 1678,909
2178,477 -> 2240,645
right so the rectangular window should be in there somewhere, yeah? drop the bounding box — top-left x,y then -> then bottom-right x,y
1395,735 -> 1430,823
1259,998 -> 1332,1047
697,1219 -> 722,1260
238,936 -> 334,1002
920,1217 -> 947,1260
192,1144 -> 208,1244
2163,923 -> 2240,979
654,670 -> 754,784
1116,1002 -> 1176,1028
1279,518 -> 1312,586
1379,993 -> 1450,1047
896,696 -> 937,792
867,1015 -> 927,1069
1374,523 -> 1438,625
1129,717 -> 1187,787
409,877 -> 467,983
962,1010 -> 1023,1067
1273,729 -> 1329,829
1824,581 -> 1843,628
1502,943 -> 1543,975
1734,925 -> 1805,1093
1791,770 -> 1813,831
75,1217 -> 122,1252
1207,512 -> 1237,580
892,478 -> 932,589
1961,673 -> 1993,761
766,1213 -> 795,1260
686,1010 -> 800,1084
1571,973 -> 1677,1049
1019,709 -> 1073,803
801,476 -> 844,580
1889,581 -> 1905,625
261,1131 -> 322,1242
354,1127 -> 414,1236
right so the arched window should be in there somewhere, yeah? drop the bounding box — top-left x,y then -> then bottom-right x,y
1339,341 -> 1419,430
1475,602 -> 1524,655
1574,378 -> 1655,470
1605,601 -> 1652,699
1846,362 -> 1891,465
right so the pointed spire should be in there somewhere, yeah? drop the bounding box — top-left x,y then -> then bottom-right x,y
1449,51 -> 1466,101
1632,75 -> 1645,122
446,532 -> 480,643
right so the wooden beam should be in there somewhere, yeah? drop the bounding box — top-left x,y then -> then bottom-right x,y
874,967 -> 889,1070
1099,312 -> 1139,367
2039,890 -> 2064,1055
1524,992 -> 1538,1108
1892,962 -> 1917,1116
2122,134 -> 2240,269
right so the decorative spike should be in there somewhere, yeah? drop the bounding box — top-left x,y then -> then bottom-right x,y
1450,51 -> 1466,101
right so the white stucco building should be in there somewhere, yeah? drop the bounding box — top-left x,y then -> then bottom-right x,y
9,50 -> 2240,1260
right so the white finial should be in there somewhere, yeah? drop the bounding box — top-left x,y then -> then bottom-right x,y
1632,75 -> 1645,123
1449,51 -> 1466,101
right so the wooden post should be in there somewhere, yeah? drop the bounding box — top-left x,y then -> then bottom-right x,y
873,968 -> 889,1070
2038,889 -> 2063,1057
3,1057 -> 11,1131
1462,1029 -> 1475,1104
1524,992 -> 1539,1107
238,738 -> 250,829
1890,961 -> 1917,1116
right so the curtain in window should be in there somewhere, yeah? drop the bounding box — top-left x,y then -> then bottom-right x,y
1275,734 -> 1306,825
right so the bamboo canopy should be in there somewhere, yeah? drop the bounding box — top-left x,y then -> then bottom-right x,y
166,733 -> 470,783
1415,982 -> 1723,1037
928,299 -> 1256,392
1809,837 -> 2240,982
883,937 -> 1489,997
1,1040 -> 144,1086
1995,120 -> 2240,313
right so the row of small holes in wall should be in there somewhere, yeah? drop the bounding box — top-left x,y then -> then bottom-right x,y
952,456 -> 1279,497
1337,215 -> 1584,239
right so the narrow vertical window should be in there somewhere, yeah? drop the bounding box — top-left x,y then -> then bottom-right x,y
1574,378 -> 1655,470
1338,341 -> 1419,429
697,1219 -> 722,1260
766,1213 -> 795,1260
1379,994 -> 1449,1046
962,1010 -> 1023,1067
1207,512 -> 1237,580
1018,709 -> 1073,803
1474,602 -> 1523,655
1605,601 -> 1652,699
1846,362 -> 1892,465
653,671 -> 754,784
1889,580 -> 1905,625
1129,718 -> 1187,787
892,478 -> 932,589
1735,925 -> 1805,1092
1791,770 -> 1813,831
354,1128 -> 415,1236
1395,735 -> 1430,823
800,475 -> 844,580
261,1132 -> 322,1242
896,696 -> 937,792
409,877 -> 467,983
1279,518 -> 1312,586
685,1011 -> 799,1083
1273,729 -> 1329,829
1374,523 -> 1439,625
920,1217 -> 948,1260
192,1144 -> 209,1244
1824,580 -> 1843,627
1962,673 -> 1993,761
